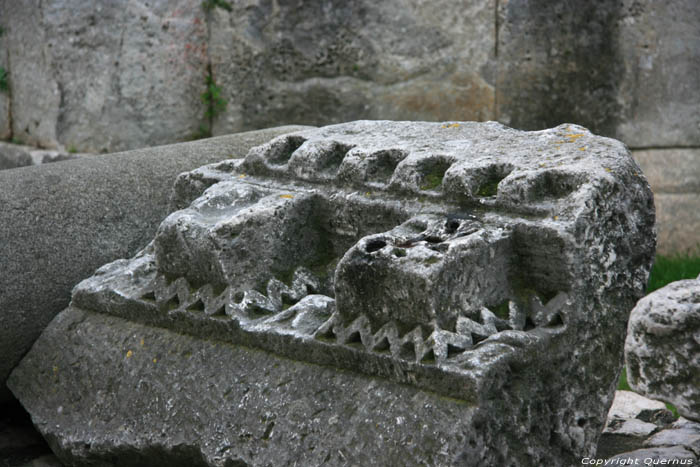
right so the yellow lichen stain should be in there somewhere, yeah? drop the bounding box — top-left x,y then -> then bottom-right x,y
140,338 -> 145,347
565,133 -> 585,143
52,366 -> 59,374
579,147 -> 586,151
153,358 -> 158,364
441,123 -> 460,129
238,174 -> 246,178
553,215 -> 559,221
279,194 -> 294,199
604,167 -> 612,173
365,192 -> 372,197
126,350 -> 133,359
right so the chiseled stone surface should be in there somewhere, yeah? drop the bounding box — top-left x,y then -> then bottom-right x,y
616,0 -> 700,147
0,0 -> 209,152
0,125 -> 310,402
208,0 -> 496,134
9,121 -> 655,466
495,0 -> 624,137
0,23 -> 9,141
632,149 -> 700,254
626,276 -> 700,422
653,194 -> 700,255
633,149 -> 700,195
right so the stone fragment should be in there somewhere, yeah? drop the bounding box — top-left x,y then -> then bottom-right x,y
626,277 -> 700,422
9,121 -> 655,466
598,390 -> 672,459
0,141 -> 88,171
0,142 -> 33,170
605,418 -> 658,438
0,125 -> 310,401
645,419 -> 700,454
607,390 -> 669,422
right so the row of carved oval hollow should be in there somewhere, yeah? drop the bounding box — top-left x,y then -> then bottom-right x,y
250,136 -> 581,200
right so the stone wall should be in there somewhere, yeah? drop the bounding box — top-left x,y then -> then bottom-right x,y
0,0 -> 697,251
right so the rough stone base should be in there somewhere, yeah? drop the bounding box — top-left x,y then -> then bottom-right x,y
11,307 -> 594,467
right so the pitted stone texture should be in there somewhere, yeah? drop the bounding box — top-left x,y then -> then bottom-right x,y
1,0 -> 208,152
10,121 -> 655,466
208,1 -> 496,134
625,276 -> 700,422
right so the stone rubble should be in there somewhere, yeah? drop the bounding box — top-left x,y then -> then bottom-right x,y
625,275 -> 700,422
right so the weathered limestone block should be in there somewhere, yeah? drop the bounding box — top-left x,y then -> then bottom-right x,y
0,142 -> 32,170
208,0 -> 496,133
0,141 -> 86,170
0,14 -> 9,141
10,121 -> 655,466
1,0 -> 209,152
626,275 -> 700,422
616,0 -> 700,147
633,149 -> 700,255
496,0 -> 624,136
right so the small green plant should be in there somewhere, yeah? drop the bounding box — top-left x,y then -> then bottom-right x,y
202,0 -> 231,11
68,145 -> 78,154
0,67 -> 7,92
198,67 -> 227,139
202,74 -> 226,120
617,367 -> 631,391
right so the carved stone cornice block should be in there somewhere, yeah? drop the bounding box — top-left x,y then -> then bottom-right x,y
9,121 -> 656,466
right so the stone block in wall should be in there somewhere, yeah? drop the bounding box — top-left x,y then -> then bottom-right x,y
495,0 -> 624,137
617,0 -> 700,147
0,13 -> 9,141
653,194 -> 700,255
208,0 -> 496,134
633,149 -> 700,194
633,149 -> 700,254
496,0 -> 700,149
1,0 -> 210,152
